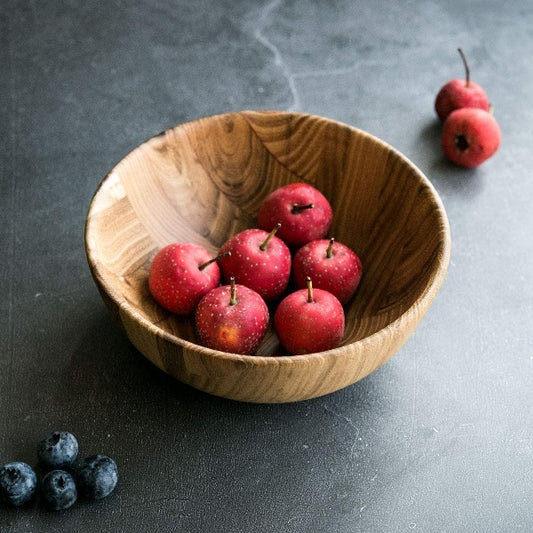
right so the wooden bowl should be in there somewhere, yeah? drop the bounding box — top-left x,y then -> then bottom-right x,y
85,110 -> 451,403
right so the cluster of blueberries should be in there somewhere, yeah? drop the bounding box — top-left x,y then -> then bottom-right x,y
0,431 -> 118,511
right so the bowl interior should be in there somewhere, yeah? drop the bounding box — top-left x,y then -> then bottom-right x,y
86,110 -> 450,357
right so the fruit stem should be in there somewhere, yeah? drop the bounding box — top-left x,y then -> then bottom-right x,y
259,222 -> 281,251
326,237 -> 335,259
229,277 -> 237,306
306,276 -> 314,303
198,251 -> 231,271
458,47 -> 470,87
291,203 -> 314,214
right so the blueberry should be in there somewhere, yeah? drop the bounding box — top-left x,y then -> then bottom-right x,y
41,469 -> 77,511
37,431 -> 79,469
0,461 -> 37,506
76,455 -> 118,500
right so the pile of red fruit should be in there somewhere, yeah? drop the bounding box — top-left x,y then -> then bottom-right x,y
435,48 -> 501,168
148,183 -> 363,356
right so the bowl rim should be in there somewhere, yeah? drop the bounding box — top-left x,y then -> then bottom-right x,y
85,109 -> 452,365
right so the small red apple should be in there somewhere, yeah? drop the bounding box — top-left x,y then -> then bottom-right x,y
274,276 -> 345,355
257,183 -> 333,248
435,48 -> 490,121
292,238 -> 363,305
195,277 -> 269,354
441,107 -> 501,168
218,224 -> 291,302
148,242 -> 228,315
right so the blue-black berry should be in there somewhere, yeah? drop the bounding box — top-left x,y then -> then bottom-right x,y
37,431 -> 79,470
0,461 -> 37,506
76,455 -> 118,500
41,469 -> 77,511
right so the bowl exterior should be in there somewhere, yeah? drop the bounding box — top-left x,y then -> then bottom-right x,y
89,273 -> 433,403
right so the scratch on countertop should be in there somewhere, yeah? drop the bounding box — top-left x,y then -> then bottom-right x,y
408,347 -> 420,443
322,403 -> 359,433
246,0 -> 403,113
1,6 -> 18,446
322,402 -> 364,459
247,0 -> 300,111
118,495 -> 193,511
5,9 -> 17,373
291,56 -> 396,81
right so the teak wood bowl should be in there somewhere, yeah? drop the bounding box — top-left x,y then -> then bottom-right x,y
85,110 -> 451,403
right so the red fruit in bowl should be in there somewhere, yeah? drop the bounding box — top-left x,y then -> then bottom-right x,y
258,183 -> 333,248
148,242 -> 228,315
274,277 -> 345,355
441,107 -> 501,168
195,278 -> 269,354
218,224 -> 291,302
293,238 -> 363,305
435,48 -> 490,121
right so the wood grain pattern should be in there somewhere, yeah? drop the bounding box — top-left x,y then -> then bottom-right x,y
85,110 -> 451,403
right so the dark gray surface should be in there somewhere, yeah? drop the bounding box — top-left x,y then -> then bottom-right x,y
1,1 -> 532,531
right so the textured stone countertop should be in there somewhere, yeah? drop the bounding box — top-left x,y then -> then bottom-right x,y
1,1 -> 532,531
